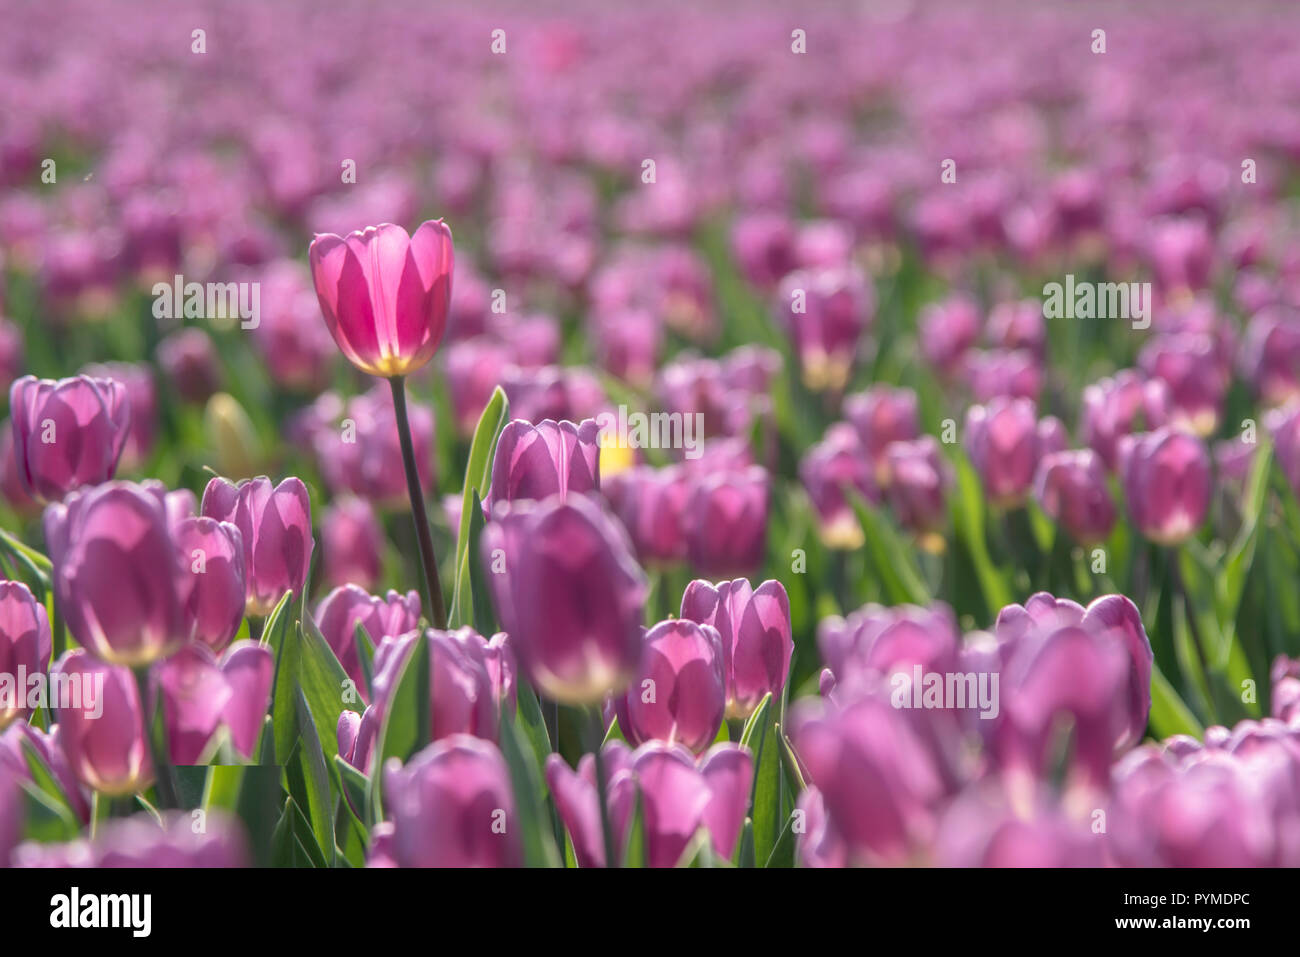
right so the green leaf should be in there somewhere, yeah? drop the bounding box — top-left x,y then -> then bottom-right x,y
847,490 -> 931,606
738,692 -> 781,865
333,753 -> 370,819
367,632 -> 430,820
1147,664 -> 1204,739
449,386 -> 509,628
498,707 -> 561,868
269,612 -> 302,764
353,622 -> 375,699
298,613 -> 357,764
764,810 -> 798,868
292,688 -> 336,866
951,453 -> 1012,615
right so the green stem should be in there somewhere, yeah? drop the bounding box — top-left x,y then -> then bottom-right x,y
586,707 -> 618,868
389,376 -> 447,629
133,665 -> 177,809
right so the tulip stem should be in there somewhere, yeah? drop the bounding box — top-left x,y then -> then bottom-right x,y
389,376 -> 447,630
586,707 -> 619,868
133,666 -> 178,810
1168,548 -> 1211,682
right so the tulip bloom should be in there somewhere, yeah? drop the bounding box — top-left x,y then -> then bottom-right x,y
54,651 -> 152,796
315,585 -> 420,698
545,742 -> 637,868
201,475 -> 314,616
486,418 -> 600,513
380,735 -> 521,867
1118,428 -> 1211,545
321,496 -> 384,590
155,642 -> 274,763
1033,449 -> 1116,545
685,466 -> 769,577
964,398 -> 1065,509
621,620 -> 726,753
1138,333 -> 1226,436
776,265 -> 874,391
9,374 -> 130,503
483,494 -> 646,705
173,517 -> 246,653
1080,371 -> 1169,470
0,580 -> 52,729
843,386 -> 920,473
680,578 -> 793,719
880,436 -> 950,541
308,220 -> 454,378
369,627 -> 503,742
630,741 -> 753,867
603,465 -> 691,566
45,482 -> 187,666
799,423 -> 877,549
31,811 -> 248,868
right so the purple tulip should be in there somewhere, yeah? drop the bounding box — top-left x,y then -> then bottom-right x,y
444,338 -> 512,436
219,641 -> 274,759
680,577 -> 793,720
308,220 -> 454,378
54,650 -> 152,796
795,786 -> 848,868
776,265 -> 874,391
545,742 -> 637,867
631,741 -> 753,867
315,585 -> 421,701
986,299 -> 1046,358
730,212 -> 796,291
919,295 -> 980,377
789,696 -> 946,864
379,735 -> 521,867
173,517 -> 245,653
964,398 -> 1065,508
155,645 -> 233,764
483,494 -> 646,705
800,423 -> 877,549
1118,428 -> 1212,545
0,580 -> 51,729
1081,371 -> 1169,470
934,785 -> 1101,867
817,602 -> 961,701
603,465 -> 691,566
81,362 -> 156,470
370,627 -> 501,742
1033,449 -> 1117,545
312,386 -> 436,508
965,349 -> 1043,403
0,420 -> 38,516
880,436 -> 951,540
45,482 -> 187,665
620,619 -> 726,754
1137,333 -> 1226,436
157,328 -> 222,404
685,466 -> 769,577
201,475 -> 314,617
843,386 -> 920,474
44,811 -> 249,868
9,375 -> 130,504
486,418 -> 600,513
1240,308 -> 1300,407
321,496 -> 384,591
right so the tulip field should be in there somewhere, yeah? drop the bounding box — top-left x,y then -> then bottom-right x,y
3,0 -> 1300,887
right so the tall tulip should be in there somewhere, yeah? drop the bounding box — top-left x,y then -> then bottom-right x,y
309,221 -> 455,627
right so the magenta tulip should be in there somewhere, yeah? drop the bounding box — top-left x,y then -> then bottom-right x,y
964,398 -> 1065,508
9,374 -> 130,504
680,577 -> 793,720
1118,428 -> 1212,545
315,585 -> 420,700
685,466 -> 769,577
201,475 -> 314,616
486,418 -> 600,513
379,735 -> 521,867
545,742 -> 637,867
173,517 -> 246,653
0,580 -> 51,729
54,650 -> 152,796
630,741 -> 753,867
321,496 -> 384,590
621,619 -> 726,754
308,220 -> 454,378
1033,448 -> 1117,545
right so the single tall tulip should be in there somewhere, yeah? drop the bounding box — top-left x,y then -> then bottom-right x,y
308,220 -> 454,379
